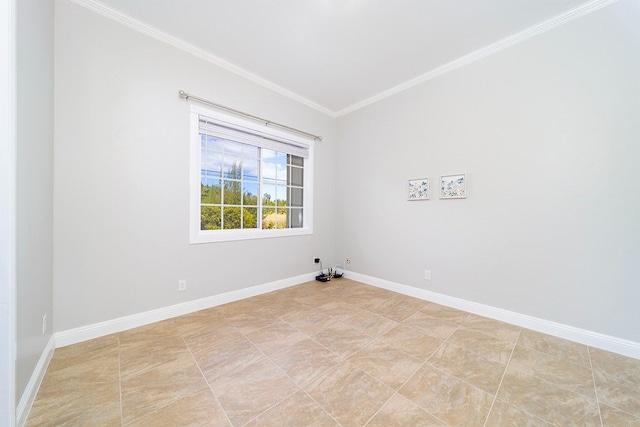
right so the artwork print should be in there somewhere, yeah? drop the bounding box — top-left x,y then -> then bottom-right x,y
407,178 -> 429,200
440,174 -> 466,199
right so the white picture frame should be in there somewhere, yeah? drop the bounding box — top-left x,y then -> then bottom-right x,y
440,173 -> 467,199
407,178 -> 430,200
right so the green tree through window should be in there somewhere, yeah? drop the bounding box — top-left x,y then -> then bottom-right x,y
192,107 -> 313,243
200,135 -> 302,231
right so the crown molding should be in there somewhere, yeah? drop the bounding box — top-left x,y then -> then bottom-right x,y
71,0 -> 618,118
335,0 -> 620,116
70,0 -> 337,118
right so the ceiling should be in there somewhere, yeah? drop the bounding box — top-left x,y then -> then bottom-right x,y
95,0 -> 596,115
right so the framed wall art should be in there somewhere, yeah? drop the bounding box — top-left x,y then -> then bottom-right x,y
440,173 -> 466,199
407,178 -> 430,200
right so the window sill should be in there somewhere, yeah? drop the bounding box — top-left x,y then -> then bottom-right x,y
190,227 -> 312,244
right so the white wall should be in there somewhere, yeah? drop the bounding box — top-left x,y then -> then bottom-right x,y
53,0 -> 336,332
336,0 -> 640,343
16,0 -> 54,406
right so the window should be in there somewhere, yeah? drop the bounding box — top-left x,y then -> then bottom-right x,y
190,105 -> 314,243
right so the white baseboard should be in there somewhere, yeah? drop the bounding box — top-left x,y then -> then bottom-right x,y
52,269 -> 640,358
16,334 -> 55,427
346,272 -> 640,360
55,272 -> 316,348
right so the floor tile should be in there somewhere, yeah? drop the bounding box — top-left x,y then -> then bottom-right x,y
446,327 -> 515,364
341,309 -> 398,337
462,314 -> 521,343
497,366 -> 601,426
380,323 -> 443,361
508,344 -> 596,399
292,282 -> 339,307
399,364 -> 494,426
172,308 -> 225,335
313,321 -> 374,358
120,356 -> 208,425
244,319 -> 308,356
125,388 -> 231,427
342,288 -> 394,311
366,393 -> 447,426
281,308 -> 338,335
244,390 -> 339,427
50,334 -> 119,363
209,299 -> 263,317
224,306 -> 277,333
262,298 -> 312,318
315,300 -> 362,321
194,335 -> 264,384
120,334 -> 191,379
182,319 -> 244,354
600,402 -> 640,426
210,356 -> 299,426
369,293 -> 427,322
484,399 -> 553,426
347,340 -> 423,390
518,328 -> 591,368
592,367 -> 640,417
421,303 -> 470,324
269,338 -> 342,388
43,342 -> 119,386
590,347 -> 640,383
305,361 -> 394,427
428,342 -> 506,394
27,380 -> 121,427
401,311 -> 459,340
118,319 -> 180,345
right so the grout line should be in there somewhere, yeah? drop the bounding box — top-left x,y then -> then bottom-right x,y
482,329 -> 520,427
587,346 -> 604,427
238,387 -> 302,427
117,336 -> 124,427
361,391 -> 395,427
364,322 -> 465,426
423,321 -> 463,365
361,336 -> 454,427
481,331 -> 557,427
183,335 -> 235,427
240,328 -> 344,426
360,301 -> 473,425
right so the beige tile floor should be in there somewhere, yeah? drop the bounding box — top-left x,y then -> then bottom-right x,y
27,280 -> 640,426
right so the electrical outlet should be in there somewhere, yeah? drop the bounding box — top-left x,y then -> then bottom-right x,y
178,279 -> 187,291
314,258 -> 320,264
424,270 -> 431,280
42,314 -> 47,335
345,258 -> 351,264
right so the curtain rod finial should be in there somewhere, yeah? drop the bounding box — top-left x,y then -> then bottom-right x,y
178,90 -> 188,99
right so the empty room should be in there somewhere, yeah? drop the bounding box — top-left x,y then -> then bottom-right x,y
3,0 -> 639,425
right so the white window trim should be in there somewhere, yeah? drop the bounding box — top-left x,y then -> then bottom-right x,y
189,104 -> 314,244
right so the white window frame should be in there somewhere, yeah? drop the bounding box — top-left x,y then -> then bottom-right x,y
189,104 -> 314,243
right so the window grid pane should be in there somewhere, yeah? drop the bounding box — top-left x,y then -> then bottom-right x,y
200,133 -> 303,231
